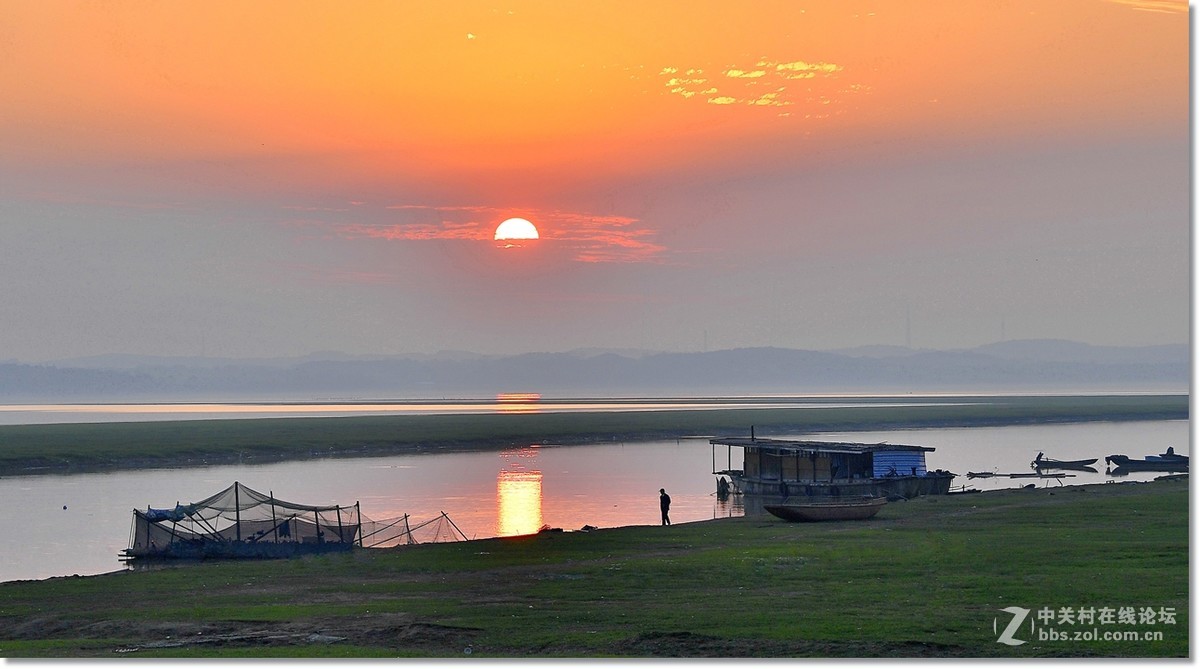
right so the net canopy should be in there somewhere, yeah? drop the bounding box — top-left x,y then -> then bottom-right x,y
127,481 -> 360,559
125,481 -> 467,561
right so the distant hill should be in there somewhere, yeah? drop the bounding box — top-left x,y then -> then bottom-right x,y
971,339 -> 1186,365
0,340 -> 1186,401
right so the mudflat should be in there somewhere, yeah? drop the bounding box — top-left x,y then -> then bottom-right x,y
0,393 -> 1186,477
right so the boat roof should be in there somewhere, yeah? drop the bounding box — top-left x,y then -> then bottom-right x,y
709,437 -> 935,454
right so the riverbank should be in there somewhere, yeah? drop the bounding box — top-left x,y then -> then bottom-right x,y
0,394 -> 1186,477
0,477 -> 1186,658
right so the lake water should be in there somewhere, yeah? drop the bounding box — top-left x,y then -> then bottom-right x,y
0,418 -> 1186,583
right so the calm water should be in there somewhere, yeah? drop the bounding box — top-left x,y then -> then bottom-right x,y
0,418 -> 1186,583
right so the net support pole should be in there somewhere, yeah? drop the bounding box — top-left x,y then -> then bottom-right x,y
270,491 -> 279,544
234,482 -> 242,542
355,502 -> 362,548
442,511 -> 468,542
336,506 -> 344,544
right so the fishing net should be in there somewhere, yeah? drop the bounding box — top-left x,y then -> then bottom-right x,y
359,511 -> 469,547
125,481 -> 466,559
126,482 -> 361,558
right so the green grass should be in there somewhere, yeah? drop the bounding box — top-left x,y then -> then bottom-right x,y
0,478 -> 1187,658
0,394 -> 1186,476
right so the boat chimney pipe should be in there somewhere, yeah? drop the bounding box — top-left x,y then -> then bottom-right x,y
751,425 -> 755,441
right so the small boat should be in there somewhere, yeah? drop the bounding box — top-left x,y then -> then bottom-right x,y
1105,454 -> 1189,472
946,488 -> 981,496
1031,452 -> 1098,470
1145,447 -> 1188,462
763,496 -> 887,522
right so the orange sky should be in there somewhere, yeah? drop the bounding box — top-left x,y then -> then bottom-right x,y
0,1 -> 1189,358
3,1 -> 1185,187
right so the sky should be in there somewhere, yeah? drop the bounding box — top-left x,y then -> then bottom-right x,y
0,0 -> 1189,361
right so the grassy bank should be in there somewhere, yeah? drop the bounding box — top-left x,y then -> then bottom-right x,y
0,478 -> 1186,658
0,394 -> 1186,477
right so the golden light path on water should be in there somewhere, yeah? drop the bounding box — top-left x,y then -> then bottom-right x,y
0,395 -> 981,424
497,447 -> 544,536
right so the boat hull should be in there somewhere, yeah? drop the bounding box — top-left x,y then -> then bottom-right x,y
1032,458 -> 1098,470
728,472 -> 954,500
1105,454 -> 1189,472
764,497 -> 887,522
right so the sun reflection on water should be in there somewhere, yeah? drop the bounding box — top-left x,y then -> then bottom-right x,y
497,447 -> 543,536
495,392 -> 541,414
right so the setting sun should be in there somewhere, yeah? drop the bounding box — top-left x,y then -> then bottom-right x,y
494,218 -> 539,241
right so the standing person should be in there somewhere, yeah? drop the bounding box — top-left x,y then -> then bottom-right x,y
659,488 -> 671,526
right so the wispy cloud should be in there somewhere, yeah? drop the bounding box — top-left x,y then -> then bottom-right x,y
339,221 -> 489,241
659,57 -> 857,117
311,203 -> 666,264
1106,0 -> 1187,13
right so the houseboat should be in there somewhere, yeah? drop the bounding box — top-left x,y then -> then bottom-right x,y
710,436 -> 956,500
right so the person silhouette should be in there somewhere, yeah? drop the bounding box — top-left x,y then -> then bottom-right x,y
659,488 -> 671,526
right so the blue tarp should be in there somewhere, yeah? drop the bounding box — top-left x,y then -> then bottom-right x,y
143,504 -> 191,522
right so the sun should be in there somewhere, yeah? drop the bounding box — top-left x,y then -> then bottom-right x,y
494,217 -> 539,242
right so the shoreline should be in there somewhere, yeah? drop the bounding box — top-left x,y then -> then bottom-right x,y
0,478 -> 1187,657
0,393 -> 1186,478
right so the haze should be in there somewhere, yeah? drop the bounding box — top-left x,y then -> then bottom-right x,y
0,1 -> 1188,362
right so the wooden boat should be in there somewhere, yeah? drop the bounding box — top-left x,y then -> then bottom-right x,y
763,496 -> 887,522
1146,455 -> 1188,462
1031,454 -> 1098,470
1105,454 -> 1188,472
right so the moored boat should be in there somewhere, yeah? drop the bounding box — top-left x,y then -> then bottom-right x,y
711,436 -> 955,501
763,496 -> 887,522
1031,452 -> 1098,470
1105,453 -> 1189,472
1145,447 -> 1188,462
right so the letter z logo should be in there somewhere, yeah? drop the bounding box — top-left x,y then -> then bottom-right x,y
994,606 -> 1031,646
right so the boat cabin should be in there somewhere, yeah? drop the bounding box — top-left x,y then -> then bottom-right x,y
710,436 -> 954,499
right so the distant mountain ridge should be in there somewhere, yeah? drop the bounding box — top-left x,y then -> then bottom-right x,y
0,340 -> 1187,401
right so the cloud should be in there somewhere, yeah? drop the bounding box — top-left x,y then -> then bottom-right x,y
1105,0 -> 1186,12
658,56 -> 856,115
339,221 -> 488,241
775,60 -> 842,77
724,69 -> 767,79
316,203 -> 665,264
